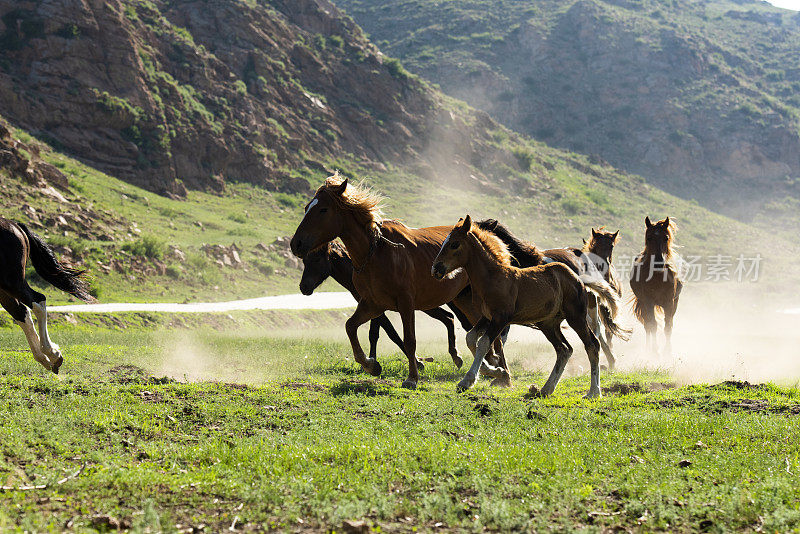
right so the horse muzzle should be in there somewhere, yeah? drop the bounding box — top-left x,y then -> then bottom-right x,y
290,234 -> 308,259
299,282 -> 314,296
431,262 -> 447,280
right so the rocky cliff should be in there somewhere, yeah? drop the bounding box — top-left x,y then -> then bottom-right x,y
0,0 -> 513,197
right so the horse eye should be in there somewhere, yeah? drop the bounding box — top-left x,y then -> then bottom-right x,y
450,242 -> 460,249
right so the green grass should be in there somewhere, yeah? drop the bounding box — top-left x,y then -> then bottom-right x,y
1,319 -> 800,532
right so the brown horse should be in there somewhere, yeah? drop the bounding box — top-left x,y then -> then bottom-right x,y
299,240 -> 463,367
630,217 -> 683,355
290,174 -> 469,389
432,216 -> 627,397
0,218 -> 94,373
582,227 -> 623,364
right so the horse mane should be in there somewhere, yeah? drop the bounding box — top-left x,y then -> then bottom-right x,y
320,172 -> 385,235
477,219 -> 544,266
470,224 -> 513,267
641,218 -> 677,262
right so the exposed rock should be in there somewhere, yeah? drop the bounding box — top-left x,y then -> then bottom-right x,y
201,243 -> 243,268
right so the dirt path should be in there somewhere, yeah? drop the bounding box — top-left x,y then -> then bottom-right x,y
50,292 -> 357,313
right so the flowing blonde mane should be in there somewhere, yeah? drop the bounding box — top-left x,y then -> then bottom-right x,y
319,172 -> 385,234
470,225 -> 513,267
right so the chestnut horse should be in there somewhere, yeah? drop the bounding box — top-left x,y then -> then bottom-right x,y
582,227 -> 623,364
0,218 -> 94,373
432,216 -> 627,397
630,217 -> 683,355
299,240 -> 464,367
290,174 -> 469,389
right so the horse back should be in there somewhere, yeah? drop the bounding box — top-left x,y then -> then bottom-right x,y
542,248 -> 582,275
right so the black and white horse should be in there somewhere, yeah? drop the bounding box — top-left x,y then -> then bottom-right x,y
0,218 -> 93,373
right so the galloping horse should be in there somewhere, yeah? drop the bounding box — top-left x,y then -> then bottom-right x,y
0,218 -> 94,372
582,227 -> 623,364
432,216 -> 628,397
290,174 -> 469,389
630,217 -> 682,356
299,240 -> 464,368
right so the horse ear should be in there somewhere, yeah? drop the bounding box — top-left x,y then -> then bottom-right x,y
463,215 -> 472,231
331,178 -> 348,196
592,227 -> 598,237
612,230 -> 619,242
582,238 -> 587,245
645,216 -> 653,228
664,216 -> 670,226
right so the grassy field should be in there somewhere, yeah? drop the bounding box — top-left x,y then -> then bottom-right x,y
1,314 -> 799,532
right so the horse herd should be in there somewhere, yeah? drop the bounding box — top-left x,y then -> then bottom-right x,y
1,173 -> 682,398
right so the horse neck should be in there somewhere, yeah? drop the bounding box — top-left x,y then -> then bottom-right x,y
337,212 -> 374,271
464,236 -> 508,300
329,249 -> 357,294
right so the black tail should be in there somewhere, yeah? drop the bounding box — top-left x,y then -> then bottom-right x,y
17,222 -> 95,302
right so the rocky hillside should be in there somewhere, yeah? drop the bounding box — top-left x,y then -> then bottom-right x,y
336,0 -> 800,221
0,0 -> 530,198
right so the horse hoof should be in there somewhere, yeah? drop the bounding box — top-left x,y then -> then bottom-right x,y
584,389 -> 602,399
451,354 -> 463,369
364,359 -> 382,377
51,356 -> 63,375
490,375 -> 512,388
401,379 -> 417,390
456,379 -> 473,393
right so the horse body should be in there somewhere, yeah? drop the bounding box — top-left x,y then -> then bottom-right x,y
630,217 -> 683,355
0,217 -> 93,373
299,240 -> 463,367
432,216 -> 626,397
290,174 -> 468,388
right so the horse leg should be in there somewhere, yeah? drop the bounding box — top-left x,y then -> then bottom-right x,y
590,298 -> 615,371
373,313 -> 424,370
489,336 -> 512,387
662,301 -> 677,358
424,307 -> 462,368
0,291 -> 52,372
345,300 -> 384,377
538,323 -> 573,397
639,301 -> 658,355
398,302 -> 420,390
458,319 -> 508,392
566,312 -> 603,399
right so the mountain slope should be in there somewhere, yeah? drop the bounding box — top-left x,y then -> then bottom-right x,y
336,0 -> 800,221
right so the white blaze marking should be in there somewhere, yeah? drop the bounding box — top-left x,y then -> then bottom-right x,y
301,198 -> 319,223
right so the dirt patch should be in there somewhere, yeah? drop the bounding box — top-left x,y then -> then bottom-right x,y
106,365 -> 176,385
715,380 -> 770,391
604,382 -> 645,395
281,381 -> 327,392
329,379 -> 395,396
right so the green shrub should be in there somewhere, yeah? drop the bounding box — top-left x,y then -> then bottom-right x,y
122,235 -> 167,260
234,80 -> 247,96
560,198 -> 582,215
512,147 -> 536,171
384,57 -> 409,81
165,265 -> 182,279
227,212 -> 247,224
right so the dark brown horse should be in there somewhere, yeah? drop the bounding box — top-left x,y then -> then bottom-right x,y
0,218 -> 94,373
299,240 -> 464,367
582,227 -> 623,364
432,216 -> 627,397
290,174 -> 469,389
630,217 -> 682,355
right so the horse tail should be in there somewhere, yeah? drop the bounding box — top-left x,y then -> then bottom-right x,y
630,293 -> 664,324
17,222 -> 95,302
582,275 -> 632,341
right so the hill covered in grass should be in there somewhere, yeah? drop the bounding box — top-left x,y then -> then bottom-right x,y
0,1 -> 797,305
336,0 -> 800,224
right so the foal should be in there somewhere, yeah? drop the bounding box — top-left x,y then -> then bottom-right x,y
0,218 -> 93,373
432,216 -> 626,398
299,241 -> 463,367
630,217 -> 683,355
